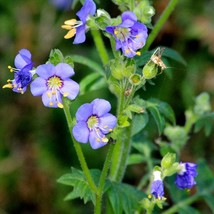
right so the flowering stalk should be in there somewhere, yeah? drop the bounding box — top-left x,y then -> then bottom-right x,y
91,29 -> 109,65
63,98 -> 97,192
142,0 -> 179,51
95,143 -> 114,214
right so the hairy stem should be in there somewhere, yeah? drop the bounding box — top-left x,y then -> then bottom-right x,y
91,29 -> 109,65
142,0 -> 179,51
95,144 -> 115,214
63,98 -> 97,193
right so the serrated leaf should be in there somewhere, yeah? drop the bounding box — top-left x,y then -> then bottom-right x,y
131,113 -> 149,136
107,182 -> 146,214
57,167 -> 101,205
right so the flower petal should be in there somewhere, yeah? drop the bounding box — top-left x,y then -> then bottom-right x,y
76,0 -> 96,23
41,90 -> 62,108
72,121 -> 89,143
89,130 -> 108,149
151,180 -> 164,199
36,64 -> 55,79
99,113 -> 117,134
61,79 -> 79,100
55,63 -> 75,79
92,98 -> 111,117
75,103 -> 93,121
73,25 -> 86,44
30,77 -> 47,96
14,49 -> 32,69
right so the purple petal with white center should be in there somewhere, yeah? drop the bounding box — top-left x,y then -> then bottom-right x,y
76,0 -> 96,23
89,130 -> 107,149
99,113 -> 117,134
61,79 -> 79,100
92,99 -> 111,117
30,77 -> 47,96
36,64 -> 55,79
14,49 -> 32,69
73,25 -> 86,44
55,63 -> 75,79
75,103 -> 93,121
72,121 -> 89,143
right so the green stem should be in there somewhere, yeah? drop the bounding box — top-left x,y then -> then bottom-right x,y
91,29 -> 109,65
63,98 -> 97,193
95,144 -> 115,214
162,194 -> 201,214
142,0 -> 179,51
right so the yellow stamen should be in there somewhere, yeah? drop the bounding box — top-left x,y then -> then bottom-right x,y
47,92 -> 51,98
136,51 -> 141,56
57,103 -> 64,108
49,102 -> 53,106
125,49 -> 129,54
109,129 -> 113,132
61,25 -> 72,30
64,29 -> 76,39
104,125 -> 108,128
64,19 -> 77,25
96,138 -> 101,142
52,90 -> 56,95
148,194 -> 152,199
2,83 -> 13,89
114,30 -> 118,35
102,137 -> 108,143
63,92 -> 69,97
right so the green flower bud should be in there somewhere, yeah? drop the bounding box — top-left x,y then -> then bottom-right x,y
142,61 -> 158,79
161,153 -> 176,169
194,92 -> 211,116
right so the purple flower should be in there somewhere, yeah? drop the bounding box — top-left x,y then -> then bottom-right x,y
61,0 -> 96,44
30,63 -> 79,108
175,162 -> 198,190
106,11 -> 148,58
72,98 -> 117,149
150,171 -> 164,199
3,49 -> 34,94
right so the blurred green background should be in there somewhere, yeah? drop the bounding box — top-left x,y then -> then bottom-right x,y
0,0 -> 213,213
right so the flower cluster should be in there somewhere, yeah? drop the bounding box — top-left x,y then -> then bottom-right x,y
3,49 -> 34,94
106,11 -> 148,58
150,162 -> 197,199
72,98 -> 117,149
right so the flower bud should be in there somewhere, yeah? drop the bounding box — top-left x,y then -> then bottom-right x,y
142,61 -> 158,79
129,74 -> 141,85
161,153 -> 176,169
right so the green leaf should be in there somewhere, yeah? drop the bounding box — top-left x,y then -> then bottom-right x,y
79,73 -> 103,95
70,54 -> 104,75
57,167 -> 101,205
127,154 -> 147,165
194,112 -> 214,136
178,206 -> 200,214
107,181 -> 146,214
204,195 -> 214,213
147,102 -> 165,135
163,47 -> 187,66
131,113 -> 149,136
149,98 -> 176,125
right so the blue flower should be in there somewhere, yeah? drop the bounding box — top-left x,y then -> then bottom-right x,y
150,171 -> 164,199
175,162 -> 198,190
72,98 -> 117,149
3,49 -> 34,94
106,11 -> 148,58
30,63 -> 79,108
61,0 -> 96,44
